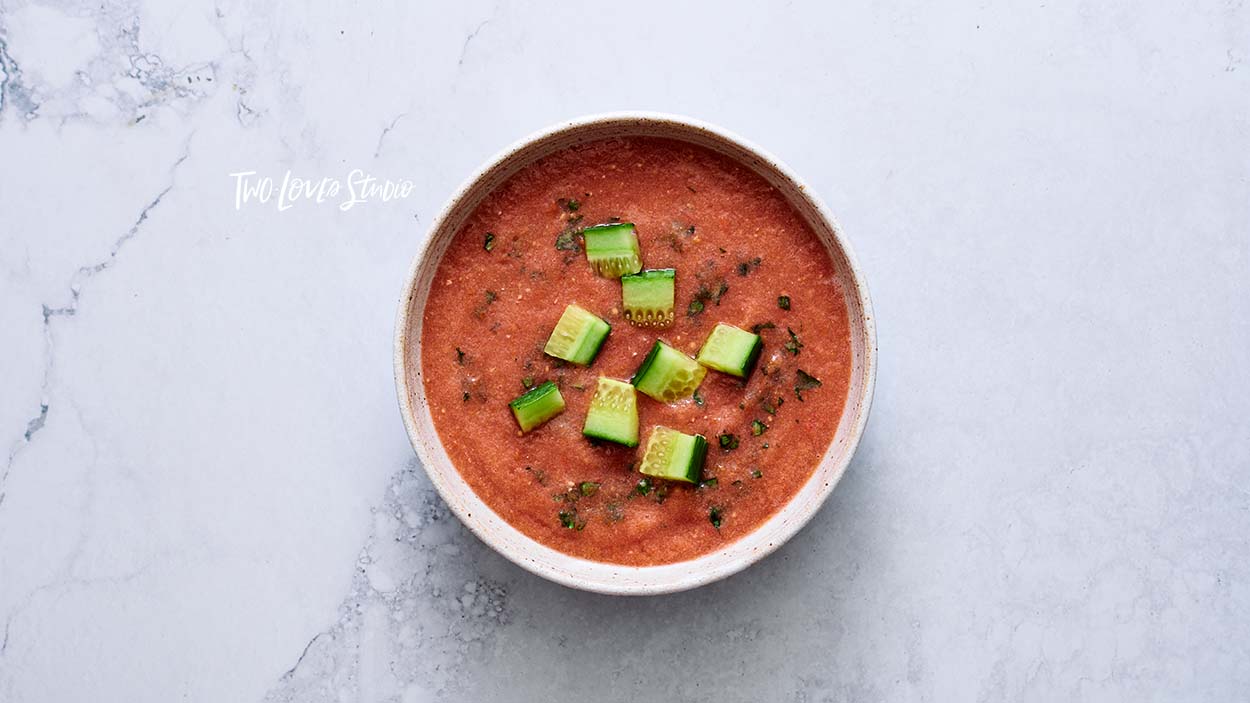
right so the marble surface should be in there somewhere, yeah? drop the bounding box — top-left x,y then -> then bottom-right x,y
0,1 -> 1247,700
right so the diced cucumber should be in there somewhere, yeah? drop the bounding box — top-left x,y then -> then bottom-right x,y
582,377 -> 639,446
509,381 -> 565,432
697,323 -> 763,378
621,268 -> 675,327
583,223 -> 642,278
543,304 -> 611,366
630,340 -> 707,402
638,426 -> 708,484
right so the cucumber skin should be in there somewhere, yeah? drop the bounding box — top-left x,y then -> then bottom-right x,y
630,340 -> 664,386
509,381 -> 565,432
580,318 -> 611,365
683,434 -> 710,483
583,425 -> 638,447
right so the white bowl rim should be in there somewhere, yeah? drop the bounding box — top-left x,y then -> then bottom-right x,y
394,111 -> 877,595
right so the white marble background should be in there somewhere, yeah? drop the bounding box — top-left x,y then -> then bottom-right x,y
0,1 -> 1247,701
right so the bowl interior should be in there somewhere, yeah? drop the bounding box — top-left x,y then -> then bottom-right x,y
395,114 -> 876,594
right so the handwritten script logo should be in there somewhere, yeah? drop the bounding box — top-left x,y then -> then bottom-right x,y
229,169 -> 415,212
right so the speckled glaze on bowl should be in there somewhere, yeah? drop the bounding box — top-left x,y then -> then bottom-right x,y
394,113 -> 876,595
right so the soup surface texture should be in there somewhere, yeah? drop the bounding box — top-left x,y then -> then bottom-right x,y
420,136 -> 851,566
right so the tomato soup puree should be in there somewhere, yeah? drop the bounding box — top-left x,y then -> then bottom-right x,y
421,137 -> 851,566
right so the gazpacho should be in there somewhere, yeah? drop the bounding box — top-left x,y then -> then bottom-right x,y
421,136 -> 851,566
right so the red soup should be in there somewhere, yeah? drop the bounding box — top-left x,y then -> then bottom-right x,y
421,136 -> 851,566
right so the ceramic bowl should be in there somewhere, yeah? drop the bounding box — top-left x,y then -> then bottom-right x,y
394,112 -> 876,595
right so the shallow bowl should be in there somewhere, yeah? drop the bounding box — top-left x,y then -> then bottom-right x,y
395,112 -> 876,595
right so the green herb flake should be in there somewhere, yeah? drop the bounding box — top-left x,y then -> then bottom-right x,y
778,295 -> 791,310
751,321 -> 776,334
687,299 -> 705,317
557,197 -> 581,212
795,369 -> 823,401
579,481 -> 600,497
718,433 -> 739,450
762,396 -> 784,415
751,469 -> 763,479
784,327 -> 804,356
554,230 -> 581,252
524,466 -> 548,485
751,420 -> 768,436
736,262 -> 750,276
693,390 -> 705,406
462,391 -> 470,402
635,477 -> 653,496
605,501 -> 625,523
558,509 -> 584,530
483,232 -> 496,251
455,347 -> 466,365
714,280 -> 729,305
522,376 -> 535,389
653,482 -> 671,504
709,506 -> 724,529
698,477 -> 719,489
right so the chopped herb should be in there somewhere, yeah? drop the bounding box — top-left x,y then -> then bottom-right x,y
608,216 -> 621,223
472,290 -> 499,319
524,466 -> 548,485
795,369 -> 823,400
718,433 -> 739,450
686,225 -> 696,235
762,396 -> 784,415
462,391 -> 470,401
778,295 -> 791,310
762,442 -> 770,449
455,347 -> 465,365
687,299 -> 705,316
557,197 -> 581,212
571,383 -> 585,391
558,509 -> 584,530
709,506 -> 724,529
737,257 -> 762,276
714,280 -> 729,305
751,321 -> 776,334
635,477 -> 653,496
579,481 -> 600,497
652,482 -> 671,504
693,389 -> 705,406
554,230 -> 581,252
605,501 -> 625,523
483,233 -> 496,251
522,376 -> 535,389
751,469 -> 763,479
751,419 -> 768,436
698,477 -> 719,489
718,246 -> 727,254
784,327 -> 803,356
687,184 -> 698,194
